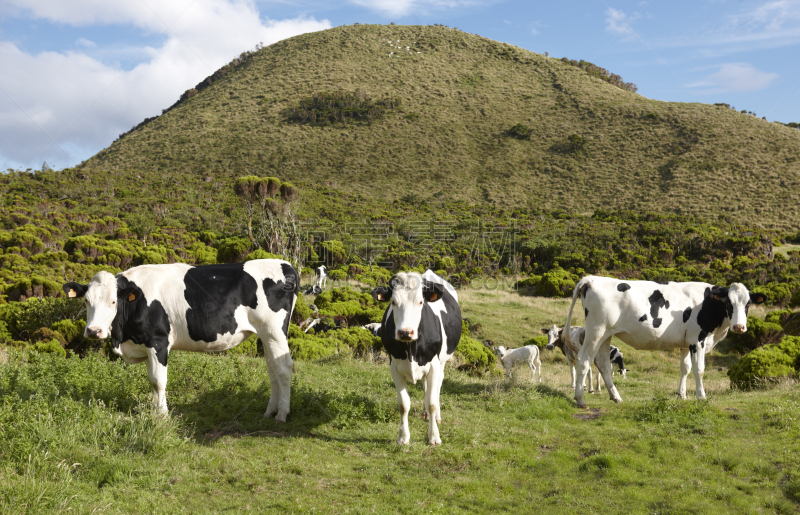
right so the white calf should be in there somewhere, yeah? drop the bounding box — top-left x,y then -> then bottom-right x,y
496,345 -> 542,382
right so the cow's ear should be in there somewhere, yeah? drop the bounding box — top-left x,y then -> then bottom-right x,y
711,286 -> 729,301
120,286 -> 143,303
423,281 -> 444,303
63,282 -> 88,298
750,292 -> 768,305
541,328 -> 549,334
371,286 -> 392,302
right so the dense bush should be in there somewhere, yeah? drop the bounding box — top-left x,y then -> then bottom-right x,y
288,325 -> 380,360
537,267 -> 577,298
522,335 -> 549,349
728,336 -> 800,388
314,288 -> 387,326
284,90 -> 400,126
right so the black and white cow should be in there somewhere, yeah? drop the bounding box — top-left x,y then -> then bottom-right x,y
564,276 -> 767,408
361,322 -> 382,337
372,270 -> 461,446
63,259 -> 299,422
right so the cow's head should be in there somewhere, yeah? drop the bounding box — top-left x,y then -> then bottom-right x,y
542,325 -> 561,350
709,283 -> 767,334
495,345 -> 507,358
373,272 -> 444,342
63,272 -> 142,340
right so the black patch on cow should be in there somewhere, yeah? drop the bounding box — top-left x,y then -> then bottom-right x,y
609,346 -> 625,372
584,308 -> 588,317
580,283 -> 590,299
656,280 -> 669,285
665,300 -> 670,309
697,288 -> 729,340
263,263 -> 300,337
648,290 -> 667,329
639,314 -> 647,322
701,341 -> 705,349
689,343 -> 697,354
184,263 -> 259,343
380,280 -> 461,366
683,307 -> 692,323
112,276 -> 171,367
617,283 -> 630,292
698,330 -> 708,342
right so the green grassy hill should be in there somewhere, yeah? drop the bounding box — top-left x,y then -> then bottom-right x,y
82,24 -> 800,231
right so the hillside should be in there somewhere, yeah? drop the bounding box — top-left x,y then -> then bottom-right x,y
81,24 -> 800,231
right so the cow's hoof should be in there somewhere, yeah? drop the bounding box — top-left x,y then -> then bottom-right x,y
397,438 -> 410,445
422,412 -> 429,421
577,403 -> 589,409
435,416 -> 442,424
275,411 -> 289,423
429,437 -> 442,446
612,397 -> 623,404
589,390 -> 595,395
583,386 -> 588,391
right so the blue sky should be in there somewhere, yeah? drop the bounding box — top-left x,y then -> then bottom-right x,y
1,0 -> 798,171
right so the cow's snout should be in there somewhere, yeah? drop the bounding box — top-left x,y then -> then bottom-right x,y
732,324 -> 746,334
546,344 -> 554,350
86,327 -> 104,339
397,328 -> 415,341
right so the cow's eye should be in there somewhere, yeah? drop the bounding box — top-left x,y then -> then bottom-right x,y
419,301 -> 423,306
111,301 -> 116,305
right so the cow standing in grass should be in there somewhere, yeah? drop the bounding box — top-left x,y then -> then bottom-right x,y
543,325 -> 627,392
63,259 -> 299,422
372,270 -> 461,446
564,276 -> 766,408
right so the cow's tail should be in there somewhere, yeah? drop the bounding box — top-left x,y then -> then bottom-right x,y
564,276 -> 592,355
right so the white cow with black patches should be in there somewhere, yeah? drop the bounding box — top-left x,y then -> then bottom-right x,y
372,270 -> 461,446
564,276 -> 766,409
63,259 -> 299,422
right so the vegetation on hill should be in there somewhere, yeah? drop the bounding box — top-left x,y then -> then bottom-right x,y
74,24 -> 800,231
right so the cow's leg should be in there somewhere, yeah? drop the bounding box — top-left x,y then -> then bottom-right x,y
677,348 -> 691,399
569,363 -> 577,389
587,365 -> 594,393
427,364 -> 444,446
576,331 -> 618,407
690,342 -> 707,400
390,365 -> 411,445
594,337 -> 620,403
534,353 -> 542,383
422,376 -> 430,421
145,347 -> 169,415
528,358 -> 536,381
593,361 -> 603,393
260,325 -> 294,423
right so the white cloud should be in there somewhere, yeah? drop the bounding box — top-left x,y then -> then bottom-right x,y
605,7 -> 635,36
688,63 -> 778,92
75,37 -> 96,48
348,0 -> 480,18
0,1 -> 331,170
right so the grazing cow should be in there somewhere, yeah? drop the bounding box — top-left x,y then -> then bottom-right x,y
362,322 -> 382,337
372,270 -> 461,446
495,345 -> 542,382
543,325 -> 627,392
63,260 -> 299,422
317,265 -> 327,289
564,276 -> 767,408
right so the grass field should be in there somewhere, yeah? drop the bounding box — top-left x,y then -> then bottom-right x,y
1,287 -> 799,514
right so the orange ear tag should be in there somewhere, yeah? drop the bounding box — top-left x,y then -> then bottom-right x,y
128,293 -> 136,301
429,293 -> 439,302
68,289 -> 77,298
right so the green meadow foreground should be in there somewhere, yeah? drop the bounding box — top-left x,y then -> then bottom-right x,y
1,290 -> 799,514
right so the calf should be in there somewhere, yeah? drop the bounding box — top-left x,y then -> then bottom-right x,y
543,326 -> 627,392
317,265 -> 327,289
63,259 -> 299,421
373,270 -> 461,446
565,276 -> 766,408
495,345 -> 542,382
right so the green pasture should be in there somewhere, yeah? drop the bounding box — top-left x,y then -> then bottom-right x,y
1,289 -> 799,514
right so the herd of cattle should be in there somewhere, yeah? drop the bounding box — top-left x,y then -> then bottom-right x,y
62,259 -> 767,445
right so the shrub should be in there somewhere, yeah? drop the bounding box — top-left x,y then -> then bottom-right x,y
216,237 -> 252,263
454,320 -> 497,374
522,335 -> 549,349
537,267 -> 577,297
31,327 -> 67,347
284,90 -> 400,126
751,282 -> 795,306
288,326 -> 380,360
506,124 -> 532,139
292,293 -> 312,325
244,249 -> 282,261
728,336 -> 800,388
33,339 -> 67,357
315,288 -> 387,325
